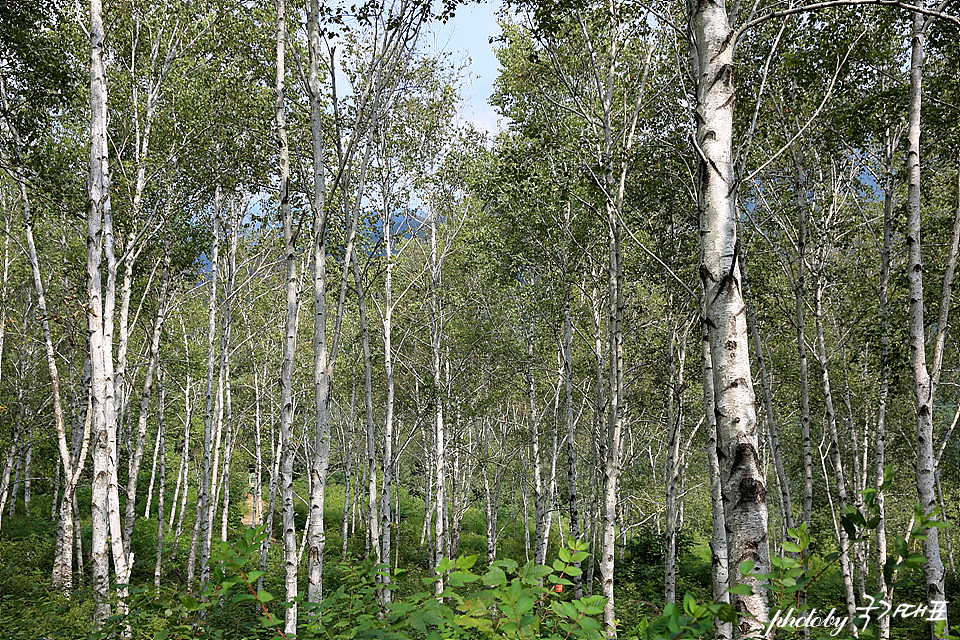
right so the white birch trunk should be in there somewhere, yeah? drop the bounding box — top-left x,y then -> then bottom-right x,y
154,377 -> 166,590
430,214 -> 446,596
306,0 -> 331,605
906,7 -> 952,634
275,0 -> 299,629
379,192 -> 396,603
87,0 -> 129,615
689,2 -> 770,634
196,199 -> 220,587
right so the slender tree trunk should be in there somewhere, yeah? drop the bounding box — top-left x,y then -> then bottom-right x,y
875,126 -> 896,640
563,290 -> 582,597
144,408 -> 162,519
741,250 -> 795,535
814,282 -> 859,637
430,215 -> 446,596
196,204 -> 220,586
306,0 -> 331,605
123,248 -> 172,562
906,8 -> 953,633
22,431 -> 30,514
600,200 -> 623,637
172,373 -> 192,545
483,418 -> 498,566
217,205 -> 239,545
665,317 -> 681,605
1,74 -> 74,590
253,364 -> 264,528
259,423 -> 282,591
530,341 -> 546,567
353,248 -> 380,564
154,376 -> 166,590
703,330 -> 731,640
275,0 -> 299,629
586,273 -> 604,600
379,194 -> 396,602
936,472 -> 955,575
542,412 -> 559,566
219,372 -> 234,543
0,426 -> 20,533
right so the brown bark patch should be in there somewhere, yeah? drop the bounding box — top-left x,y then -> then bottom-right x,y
738,477 -> 765,505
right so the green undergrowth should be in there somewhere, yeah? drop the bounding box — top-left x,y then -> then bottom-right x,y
2,468 -> 959,640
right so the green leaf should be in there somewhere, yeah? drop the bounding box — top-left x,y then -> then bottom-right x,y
728,584 -> 753,595
455,554 -> 478,571
895,537 -> 909,558
739,560 -> 754,576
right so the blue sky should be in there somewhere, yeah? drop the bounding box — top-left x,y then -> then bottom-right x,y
433,1 -> 504,134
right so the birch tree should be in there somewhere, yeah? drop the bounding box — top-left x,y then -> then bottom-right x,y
688,3 -> 771,636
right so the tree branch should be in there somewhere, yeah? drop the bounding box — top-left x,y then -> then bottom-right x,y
733,0 -> 960,44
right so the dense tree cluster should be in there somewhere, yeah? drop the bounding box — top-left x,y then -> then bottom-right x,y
0,0 -> 959,638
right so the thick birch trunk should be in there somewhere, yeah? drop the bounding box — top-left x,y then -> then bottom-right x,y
87,0 -> 130,615
689,2 -> 770,635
